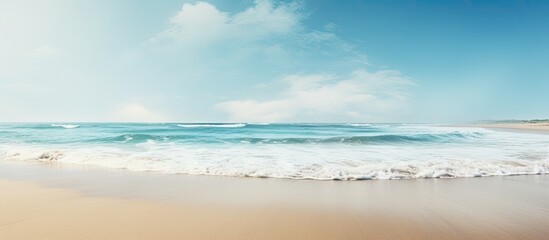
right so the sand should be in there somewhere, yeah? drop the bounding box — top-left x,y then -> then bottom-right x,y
466,122 -> 549,134
1,162 -> 549,240
0,179 -> 384,240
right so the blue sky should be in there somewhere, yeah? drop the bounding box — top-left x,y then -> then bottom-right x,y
1,0 -> 548,122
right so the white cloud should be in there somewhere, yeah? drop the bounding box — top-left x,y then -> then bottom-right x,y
113,103 -> 166,122
230,0 -> 301,37
149,0 -> 302,48
150,1 -> 228,47
217,69 -> 413,122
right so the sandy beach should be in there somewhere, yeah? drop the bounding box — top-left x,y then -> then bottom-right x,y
1,162 -> 548,240
465,122 -> 549,134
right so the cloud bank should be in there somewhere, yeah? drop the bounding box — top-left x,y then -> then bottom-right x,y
217,69 -> 413,122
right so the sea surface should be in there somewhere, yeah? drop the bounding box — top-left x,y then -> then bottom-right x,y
0,123 -> 548,180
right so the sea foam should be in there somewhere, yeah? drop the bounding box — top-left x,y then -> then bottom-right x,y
177,123 -> 246,128
1,123 -> 548,180
50,124 -> 79,129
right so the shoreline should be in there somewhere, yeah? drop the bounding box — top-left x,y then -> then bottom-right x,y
1,161 -> 549,239
460,122 -> 549,134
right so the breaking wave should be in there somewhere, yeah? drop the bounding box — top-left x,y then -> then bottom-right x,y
50,124 -> 79,129
1,123 -> 548,180
177,123 -> 246,128
1,144 -> 548,180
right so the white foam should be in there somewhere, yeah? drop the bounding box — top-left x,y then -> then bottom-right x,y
51,124 -> 79,129
1,131 -> 548,180
117,135 -> 133,143
177,123 -> 246,128
348,123 -> 372,127
2,125 -> 548,181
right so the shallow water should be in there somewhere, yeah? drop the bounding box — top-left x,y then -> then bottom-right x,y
1,123 -> 548,180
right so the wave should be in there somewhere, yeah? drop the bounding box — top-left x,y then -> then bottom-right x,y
347,123 -> 373,127
234,133 -> 482,144
2,123 -> 548,181
177,123 -> 246,128
77,132 -> 484,145
1,144 -> 547,180
50,124 -> 79,129
87,134 -> 173,144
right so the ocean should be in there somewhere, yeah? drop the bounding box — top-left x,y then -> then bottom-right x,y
0,123 -> 548,180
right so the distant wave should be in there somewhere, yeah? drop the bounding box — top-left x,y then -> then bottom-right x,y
50,124 -> 79,129
347,123 -> 373,127
177,123 -> 246,128
233,132 -> 483,144
90,134 -> 173,144
79,132 -> 484,145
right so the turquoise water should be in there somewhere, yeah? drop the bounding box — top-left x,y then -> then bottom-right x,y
1,123 -> 548,180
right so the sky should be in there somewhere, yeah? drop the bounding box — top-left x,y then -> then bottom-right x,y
1,0 -> 548,123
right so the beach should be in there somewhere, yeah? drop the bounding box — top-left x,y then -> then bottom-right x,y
464,122 -> 549,134
1,161 -> 549,240
3,0 -> 548,238
1,123 -> 548,239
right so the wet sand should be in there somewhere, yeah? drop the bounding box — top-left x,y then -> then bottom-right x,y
1,162 -> 548,239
